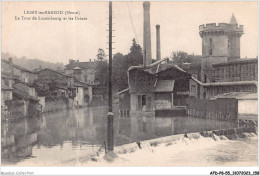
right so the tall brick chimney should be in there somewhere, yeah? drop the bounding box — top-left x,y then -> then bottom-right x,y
143,1 -> 152,66
156,25 -> 161,61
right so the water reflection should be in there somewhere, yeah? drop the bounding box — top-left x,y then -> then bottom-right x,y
126,114 -> 237,142
2,117 -> 41,163
2,106 -> 238,165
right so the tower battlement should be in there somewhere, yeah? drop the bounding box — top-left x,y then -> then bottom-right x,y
199,14 -> 243,63
199,23 -> 243,33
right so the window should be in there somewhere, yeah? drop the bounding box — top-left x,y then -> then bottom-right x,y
137,95 -> 142,110
208,38 -> 213,55
191,85 -> 196,93
209,49 -> 213,56
146,96 -> 151,110
142,95 -> 146,107
137,94 -> 148,111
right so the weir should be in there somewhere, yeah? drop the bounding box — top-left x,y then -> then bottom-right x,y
51,126 -> 257,166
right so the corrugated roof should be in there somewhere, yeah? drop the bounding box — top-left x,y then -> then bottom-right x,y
213,58 -> 257,67
154,80 -> 175,92
13,89 -> 39,101
210,92 -> 258,100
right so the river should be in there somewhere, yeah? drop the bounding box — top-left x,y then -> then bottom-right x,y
1,106 -> 257,166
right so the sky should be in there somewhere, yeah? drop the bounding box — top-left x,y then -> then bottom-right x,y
2,1 -> 258,64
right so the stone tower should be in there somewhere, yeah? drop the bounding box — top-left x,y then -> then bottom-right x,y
198,14 -> 244,98
199,14 -> 244,65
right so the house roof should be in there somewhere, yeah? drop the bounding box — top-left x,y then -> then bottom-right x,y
2,59 -> 34,73
154,80 -> 175,92
65,61 -> 96,70
37,68 -> 72,78
13,89 -> 39,101
210,92 -> 257,100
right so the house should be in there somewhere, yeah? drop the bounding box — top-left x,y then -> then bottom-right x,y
13,82 -> 37,97
37,68 -> 87,108
65,60 -> 97,85
118,59 -> 192,117
10,81 -> 41,117
12,88 -> 40,117
1,61 -> 40,118
73,82 -> 84,107
2,58 -> 38,84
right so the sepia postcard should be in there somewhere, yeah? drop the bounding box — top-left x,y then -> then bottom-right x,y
1,0 -> 259,175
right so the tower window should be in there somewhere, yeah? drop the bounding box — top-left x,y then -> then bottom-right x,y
210,38 -> 213,46
209,49 -> 213,55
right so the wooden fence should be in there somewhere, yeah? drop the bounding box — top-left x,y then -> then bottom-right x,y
186,98 -> 238,120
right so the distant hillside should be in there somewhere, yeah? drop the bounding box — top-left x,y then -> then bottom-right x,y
1,52 -> 64,71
